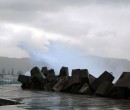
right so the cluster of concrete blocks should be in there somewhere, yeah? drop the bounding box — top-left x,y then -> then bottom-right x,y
17,66 -> 130,99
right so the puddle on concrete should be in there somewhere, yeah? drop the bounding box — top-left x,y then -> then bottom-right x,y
0,84 -> 130,110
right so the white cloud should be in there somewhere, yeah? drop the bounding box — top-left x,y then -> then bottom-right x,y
0,0 -> 130,60
0,22 -> 81,57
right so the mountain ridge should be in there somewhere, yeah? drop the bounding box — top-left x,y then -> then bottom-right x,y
0,56 -> 130,81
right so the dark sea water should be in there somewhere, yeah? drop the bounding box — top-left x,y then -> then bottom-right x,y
0,84 -> 130,110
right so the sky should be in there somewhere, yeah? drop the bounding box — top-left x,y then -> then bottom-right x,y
0,0 -> 130,60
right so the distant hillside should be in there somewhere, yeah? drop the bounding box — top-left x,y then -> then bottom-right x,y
0,56 -> 130,82
84,56 -> 130,81
0,57 -> 32,75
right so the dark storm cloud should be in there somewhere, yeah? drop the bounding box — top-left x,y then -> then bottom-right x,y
0,0 -> 130,12
0,0 -> 129,23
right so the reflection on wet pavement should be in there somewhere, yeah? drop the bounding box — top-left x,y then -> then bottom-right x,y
0,84 -> 130,110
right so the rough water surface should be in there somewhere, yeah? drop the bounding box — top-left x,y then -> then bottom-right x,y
0,84 -> 130,110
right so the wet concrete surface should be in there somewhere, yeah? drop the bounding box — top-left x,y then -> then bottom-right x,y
0,84 -> 130,110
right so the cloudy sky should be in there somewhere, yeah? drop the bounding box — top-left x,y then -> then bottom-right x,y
0,0 -> 130,60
